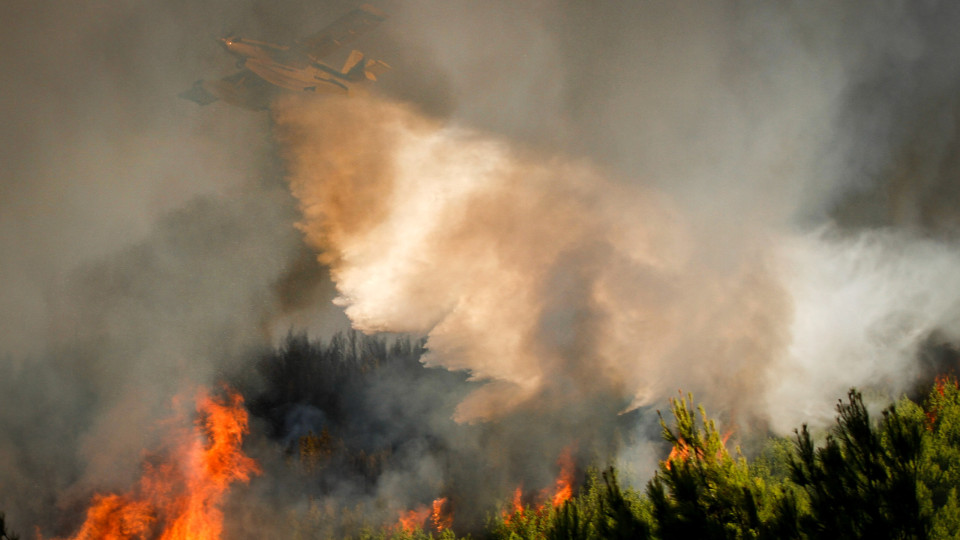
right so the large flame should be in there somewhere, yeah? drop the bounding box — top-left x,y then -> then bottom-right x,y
395,507 -> 430,535
394,497 -> 451,534
62,387 -> 258,540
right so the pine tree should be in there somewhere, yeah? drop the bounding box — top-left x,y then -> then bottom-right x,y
789,389 -> 927,539
647,393 -> 799,539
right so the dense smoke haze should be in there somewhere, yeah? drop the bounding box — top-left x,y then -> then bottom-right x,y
4,0 -> 960,536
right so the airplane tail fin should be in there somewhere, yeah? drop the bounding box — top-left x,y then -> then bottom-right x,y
342,50 -> 391,82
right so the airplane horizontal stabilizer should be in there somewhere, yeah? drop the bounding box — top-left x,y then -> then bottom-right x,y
342,50 -> 390,82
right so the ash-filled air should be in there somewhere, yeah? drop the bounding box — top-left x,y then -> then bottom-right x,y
4,0 -> 960,536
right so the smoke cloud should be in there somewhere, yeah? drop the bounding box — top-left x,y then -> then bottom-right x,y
273,94 -> 787,427
273,0 -> 960,434
0,0 -> 343,533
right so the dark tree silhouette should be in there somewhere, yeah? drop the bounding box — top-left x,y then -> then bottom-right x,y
0,513 -> 19,540
790,390 -> 927,540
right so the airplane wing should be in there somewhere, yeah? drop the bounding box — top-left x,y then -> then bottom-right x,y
295,4 -> 386,63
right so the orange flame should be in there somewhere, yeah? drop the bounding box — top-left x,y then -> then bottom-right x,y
431,497 -> 452,531
665,443 -> 682,469
664,430 -> 734,471
63,495 -> 154,540
935,374 -> 958,397
927,374 -> 959,429
510,486 -> 523,514
550,447 -> 574,508
501,486 -> 524,524
62,387 -> 259,540
396,497 -> 453,533
721,429 -> 734,449
664,438 -> 692,471
395,506 -> 430,534
503,447 -> 577,522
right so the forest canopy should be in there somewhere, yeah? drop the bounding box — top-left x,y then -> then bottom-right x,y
7,331 -> 960,539
239,332 -> 960,539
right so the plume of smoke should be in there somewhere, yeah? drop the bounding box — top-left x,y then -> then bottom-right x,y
768,229 -> 960,432
274,0 -> 960,440
273,94 -> 791,427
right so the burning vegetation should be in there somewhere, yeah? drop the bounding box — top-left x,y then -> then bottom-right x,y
500,446 -> 576,526
393,496 -> 450,535
232,331 -> 609,536
4,331 -> 960,539
57,388 -> 257,540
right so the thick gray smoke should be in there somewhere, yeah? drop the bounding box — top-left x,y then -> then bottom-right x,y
0,0 -> 348,533
4,0 -> 960,536
278,0 -> 960,426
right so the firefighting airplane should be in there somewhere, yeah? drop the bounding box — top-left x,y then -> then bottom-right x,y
180,4 -> 390,110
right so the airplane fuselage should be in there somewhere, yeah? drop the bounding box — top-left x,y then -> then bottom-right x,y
220,37 -> 349,94
181,4 -> 388,110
